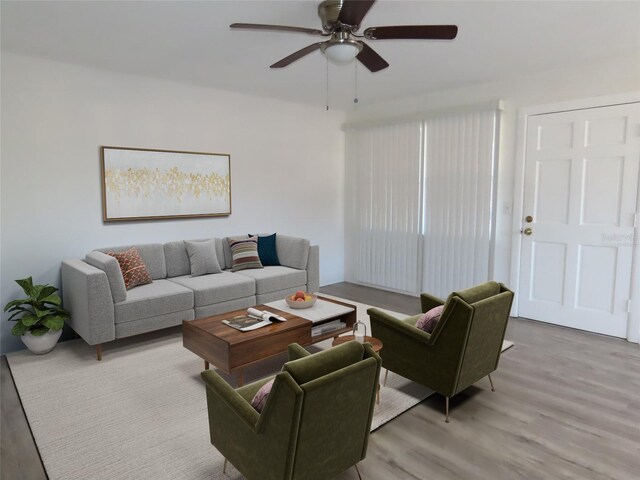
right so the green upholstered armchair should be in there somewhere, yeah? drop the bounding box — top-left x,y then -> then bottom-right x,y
368,281 -> 514,422
201,341 -> 382,480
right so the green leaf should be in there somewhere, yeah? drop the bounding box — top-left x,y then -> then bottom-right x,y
30,284 -> 45,301
3,298 -> 29,312
40,293 -> 62,306
29,327 -> 49,336
11,322 -> 29,336
37,286 -> 58,301
34,306 -> 54,318
15,277 -> 34,296
8,308 -> 31,321
43,316 -> 64,331
20,313 -> 40,327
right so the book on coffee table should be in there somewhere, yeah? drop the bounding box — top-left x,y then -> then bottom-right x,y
222,315 -> 272,332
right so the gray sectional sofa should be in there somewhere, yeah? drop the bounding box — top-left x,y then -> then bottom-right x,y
61,235 -> 319,359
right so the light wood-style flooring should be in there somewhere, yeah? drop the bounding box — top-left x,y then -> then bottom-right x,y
2,282 -> 639,479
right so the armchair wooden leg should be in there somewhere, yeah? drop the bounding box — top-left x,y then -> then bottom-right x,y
354,463 -> 362,480
445,396 -> 450,423
96,344 -> 102,361
383,368 -> 389,387
488,373 -> 495,392
223,458 -> 228,474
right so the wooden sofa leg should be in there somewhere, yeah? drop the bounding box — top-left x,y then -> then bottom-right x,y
223,458 -> 228,474
96,344 -> 102,361
445,396 -> 450,423
383,368 -> 389,387
354,463 -> 362,480
488,373 -> 495,392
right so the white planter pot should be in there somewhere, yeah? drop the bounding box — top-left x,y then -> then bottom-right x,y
21,329 -> 63,354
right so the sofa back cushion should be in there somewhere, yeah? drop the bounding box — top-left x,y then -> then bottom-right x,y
276,235 -> 310,270
224,235 -> 309,271
96,244 -> 166,280
164,238 -> 225,277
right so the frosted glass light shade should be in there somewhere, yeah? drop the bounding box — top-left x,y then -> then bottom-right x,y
324,43 -> 360,64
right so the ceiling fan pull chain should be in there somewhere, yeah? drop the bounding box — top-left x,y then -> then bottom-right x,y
326,56 -> 330,111
354,61 -> 359,106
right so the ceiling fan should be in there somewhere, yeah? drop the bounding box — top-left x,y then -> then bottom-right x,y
230,0 -> 458,72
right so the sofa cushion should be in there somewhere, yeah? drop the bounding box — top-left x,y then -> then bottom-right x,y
85,251 -> 127,303
276,235 -> 310,270
184,239 -> 222,277
164,238 -> 225,277
250,378 -> 274,413
169,272 -> 255,307
96,243 -> 166,280
107,247 -> 153,290
249,233 -> 280,266
228,236 -> 263,272
416,305 -> 444,333
114,279 -> 193,324
235,266 -> 306,295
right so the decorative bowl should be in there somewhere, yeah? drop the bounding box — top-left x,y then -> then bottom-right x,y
285,293 -> 317,309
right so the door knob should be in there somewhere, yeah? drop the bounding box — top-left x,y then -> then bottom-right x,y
523,227 -> 533,236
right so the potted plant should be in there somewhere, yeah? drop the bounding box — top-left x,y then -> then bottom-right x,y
4,277 -> 70,354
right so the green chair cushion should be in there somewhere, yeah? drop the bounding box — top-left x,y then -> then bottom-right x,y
403,314 -> 422,327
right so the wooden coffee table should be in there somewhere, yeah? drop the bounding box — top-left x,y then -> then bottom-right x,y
182,296 -> 356,385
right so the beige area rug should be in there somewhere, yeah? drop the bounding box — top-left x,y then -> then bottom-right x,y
7,296 -> 513,480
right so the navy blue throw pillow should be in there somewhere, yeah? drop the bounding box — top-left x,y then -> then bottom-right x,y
249,233 -> 280,266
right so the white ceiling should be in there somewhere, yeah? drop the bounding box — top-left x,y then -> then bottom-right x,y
2,1 -> 639,109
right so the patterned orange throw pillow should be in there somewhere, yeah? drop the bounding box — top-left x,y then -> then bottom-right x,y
107,247 -> 152,290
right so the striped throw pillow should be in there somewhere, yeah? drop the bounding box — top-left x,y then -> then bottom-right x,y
228,236 -> 263,272
107,246 -> 153,290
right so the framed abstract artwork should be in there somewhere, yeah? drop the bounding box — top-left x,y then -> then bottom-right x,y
100,146 -> 231,222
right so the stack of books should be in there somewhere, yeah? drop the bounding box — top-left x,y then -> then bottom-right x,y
311,319 -> 346,337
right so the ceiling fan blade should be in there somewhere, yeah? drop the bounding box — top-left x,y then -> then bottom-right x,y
270,42 -> 325,68
364,25 -> 458,40
230,23 -> 324,36
356,42 -> 389,72
337,0 -> 376,28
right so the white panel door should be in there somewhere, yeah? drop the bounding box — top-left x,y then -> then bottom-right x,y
519,103 -> 640,337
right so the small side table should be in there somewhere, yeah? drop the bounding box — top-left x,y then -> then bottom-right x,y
332,335 -> 383,404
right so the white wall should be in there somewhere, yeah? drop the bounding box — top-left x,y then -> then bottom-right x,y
0,53 -> 346,354
345,53 -> 640,289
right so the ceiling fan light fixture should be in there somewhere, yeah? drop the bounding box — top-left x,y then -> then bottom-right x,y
321,39 -> 362,64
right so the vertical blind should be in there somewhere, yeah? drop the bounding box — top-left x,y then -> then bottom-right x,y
345,109 -> 499,297
345,121 -> 424,293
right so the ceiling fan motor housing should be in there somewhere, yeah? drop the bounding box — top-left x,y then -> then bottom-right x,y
318,0 -> 346,31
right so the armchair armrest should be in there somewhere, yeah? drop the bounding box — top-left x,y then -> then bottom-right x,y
288,343 -> 311,361
201,369 -> 259,431
367,308 -> 433,345
420,292 -> 445,313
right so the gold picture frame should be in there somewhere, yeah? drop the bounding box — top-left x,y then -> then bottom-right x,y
100,146 -> 231,222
